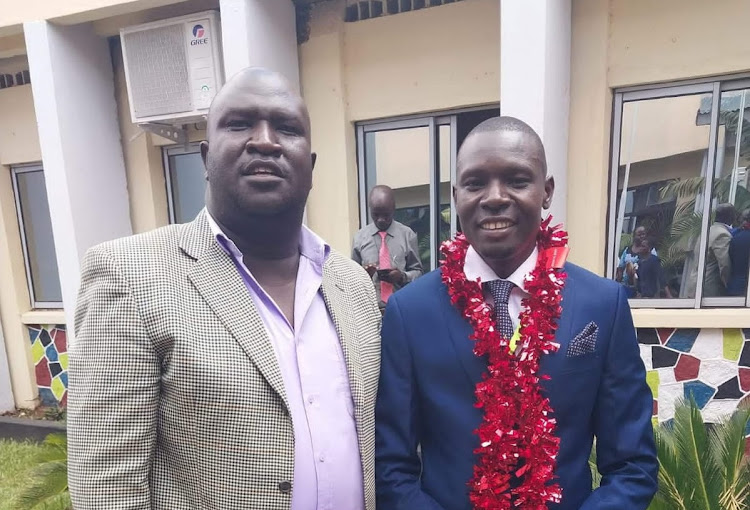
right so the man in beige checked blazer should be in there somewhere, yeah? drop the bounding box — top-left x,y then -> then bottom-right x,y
68,68 -> 381,510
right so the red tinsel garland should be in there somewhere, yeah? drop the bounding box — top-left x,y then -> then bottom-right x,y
440,217 -> 569,510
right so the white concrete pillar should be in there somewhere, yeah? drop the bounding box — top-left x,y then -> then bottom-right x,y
0,317 -> 15,412
500,0 -> 571,224
24,21 -> 133,338
219,0 -> 300,91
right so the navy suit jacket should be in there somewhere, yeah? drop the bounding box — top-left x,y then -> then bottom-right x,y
375,264 -> 657,510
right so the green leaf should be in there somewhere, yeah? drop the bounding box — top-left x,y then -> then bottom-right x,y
15,461 -> 69,510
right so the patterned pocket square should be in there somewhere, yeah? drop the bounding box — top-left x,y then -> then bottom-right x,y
566,322 -> 599,357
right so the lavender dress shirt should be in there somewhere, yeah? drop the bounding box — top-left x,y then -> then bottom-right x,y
207,214 -> 364,510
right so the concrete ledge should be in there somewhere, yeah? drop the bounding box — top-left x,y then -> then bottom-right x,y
20,310 -> 66,325
632,308 -> 750,329
0,416 -> 65,442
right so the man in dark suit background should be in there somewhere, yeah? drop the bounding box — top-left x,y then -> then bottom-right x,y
375,116 -> 657,510
728,208 -> 750,296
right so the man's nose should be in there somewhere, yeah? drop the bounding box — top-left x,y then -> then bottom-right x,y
246,121 -> 282,155
481,181 -> 511,209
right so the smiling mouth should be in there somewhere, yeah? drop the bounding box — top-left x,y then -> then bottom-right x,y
479,220 -> 515,231
248,168 -> 280,176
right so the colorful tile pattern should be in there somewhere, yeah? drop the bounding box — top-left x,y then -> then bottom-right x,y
28,325 -> 67,406
674,354 -> 700,382
640,328 -> 750,426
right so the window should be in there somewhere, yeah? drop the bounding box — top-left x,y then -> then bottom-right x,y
608,78 -> 750,308
356,107 -> 499,271
163,143 -> 207,224
11,165 -> 63,308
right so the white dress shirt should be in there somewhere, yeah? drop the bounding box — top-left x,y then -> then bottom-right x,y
463,246 -> 539,331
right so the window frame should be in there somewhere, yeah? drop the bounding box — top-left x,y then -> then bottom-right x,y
10,164 -> 63,309
608,77 -> 750,309
162,142 -> 204,225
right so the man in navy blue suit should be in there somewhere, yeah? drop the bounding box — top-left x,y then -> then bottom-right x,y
375,116 -> 657,510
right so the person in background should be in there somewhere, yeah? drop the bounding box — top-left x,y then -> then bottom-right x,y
636,238 -> 671,298
704,203 -> 736,297
352,185 -> 423,310
615,225 -> 656,297
728,208 -> 750,296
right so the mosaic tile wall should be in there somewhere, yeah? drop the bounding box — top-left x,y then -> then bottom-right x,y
638,328 -> 750,430
28,325 -> 68,407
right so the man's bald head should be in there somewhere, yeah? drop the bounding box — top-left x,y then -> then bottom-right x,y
460,116 -> 547,176
206,67 -> 311,140
370,185 -> 396,231
200,66 -> 316,230
370,185 -> 395,208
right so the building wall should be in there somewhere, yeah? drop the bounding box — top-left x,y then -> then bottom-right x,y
568,0 -> 750,423
639,328 -> 750,425
0,85 -> 40,164
568,0 -> 750,275
0,0 -> 187,34
27,324 -> 67,406
343,0 -> 500,122
608,0 -> 750,88
0,84 -> 49,408
301,0 -> 500,254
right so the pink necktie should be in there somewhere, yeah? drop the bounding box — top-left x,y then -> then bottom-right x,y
379,231 -> 393,302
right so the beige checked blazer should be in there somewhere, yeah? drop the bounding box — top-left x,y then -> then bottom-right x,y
67,210 -> 381,510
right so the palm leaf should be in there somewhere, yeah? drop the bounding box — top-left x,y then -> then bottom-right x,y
589,444 -> 602,489
16,461 -> 70,510
673,399 -> 723,509
661,177 -> 706,201
13,433 -> 70,510
712,406 -> 750,509
652,419 -> 689,509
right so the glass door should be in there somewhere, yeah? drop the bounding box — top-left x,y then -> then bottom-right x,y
356,107 -> 500,272
357,117 -> 454,271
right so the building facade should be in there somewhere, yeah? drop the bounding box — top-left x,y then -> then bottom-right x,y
0,0 -> 748,426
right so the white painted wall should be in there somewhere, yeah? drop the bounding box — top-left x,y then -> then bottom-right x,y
500,0 -> 571,224
0,316 -> 15,412
219,0 -> 300,91
24,21 -> 132,338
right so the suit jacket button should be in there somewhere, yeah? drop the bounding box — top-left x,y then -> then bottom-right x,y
279,481 -> 292,494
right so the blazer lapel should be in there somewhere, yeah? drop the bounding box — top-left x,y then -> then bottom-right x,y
442,290 -> 488,388
321,261 -> 365,423
180,211 -> 289,411
540,264 -> 576,378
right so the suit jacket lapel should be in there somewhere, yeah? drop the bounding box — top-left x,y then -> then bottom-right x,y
442,264 -> 577,387
442,290 -> 487,388
540,264 -> 576,378
321,261 -> 365,424
180,211 -> 289,411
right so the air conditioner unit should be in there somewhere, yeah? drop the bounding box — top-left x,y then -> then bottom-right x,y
120,10 -> 224,125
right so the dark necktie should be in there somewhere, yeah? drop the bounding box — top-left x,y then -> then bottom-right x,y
485,279 -> 515,340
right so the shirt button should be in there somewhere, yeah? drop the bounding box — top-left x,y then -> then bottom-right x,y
279,481 -> 292,494
307,395 -> 314,404
319,454 -> 325,463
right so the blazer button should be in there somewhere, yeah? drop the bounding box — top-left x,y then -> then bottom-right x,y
279,481 -> 292,494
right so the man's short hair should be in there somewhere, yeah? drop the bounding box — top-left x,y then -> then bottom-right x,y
463,116 -> 547,175
715,203 -> 736,225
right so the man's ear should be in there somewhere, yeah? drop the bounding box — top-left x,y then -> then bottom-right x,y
200,141 -> 210,180
543,175 -> 555,210
311,152 -> 317,171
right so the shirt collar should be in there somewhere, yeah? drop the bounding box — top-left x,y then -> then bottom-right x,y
464,245 -> 538,294
367,220 -> 396,237
718,222 -> 732,231
205,209 -> 330,269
